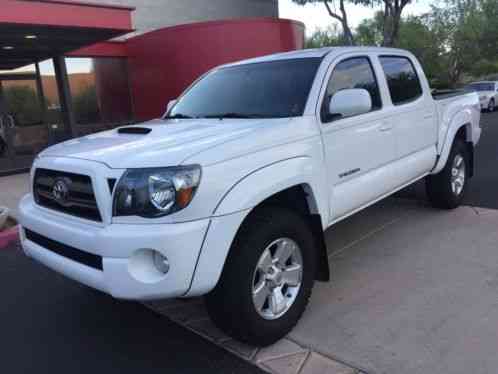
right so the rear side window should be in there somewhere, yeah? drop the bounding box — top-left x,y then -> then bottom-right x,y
380,56 -> 423,105
321,57 -> 382,122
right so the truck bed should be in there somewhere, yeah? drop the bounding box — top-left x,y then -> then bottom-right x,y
432,89 -> 472,101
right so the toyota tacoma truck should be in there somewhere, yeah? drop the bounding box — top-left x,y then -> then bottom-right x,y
19,47 -> 481,346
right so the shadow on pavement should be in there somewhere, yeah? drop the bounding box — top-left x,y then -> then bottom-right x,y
0,243 -> 263,374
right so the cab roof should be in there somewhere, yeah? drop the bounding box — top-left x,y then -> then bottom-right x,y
223,46 -> 411,68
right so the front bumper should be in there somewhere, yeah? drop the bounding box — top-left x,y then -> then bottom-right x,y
19,195 -> 210,300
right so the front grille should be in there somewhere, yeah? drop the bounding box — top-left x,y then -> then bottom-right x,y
25,229 -> 103,271
33,168 -> 102,222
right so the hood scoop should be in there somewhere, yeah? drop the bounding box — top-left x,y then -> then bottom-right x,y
117,127 -> 152,135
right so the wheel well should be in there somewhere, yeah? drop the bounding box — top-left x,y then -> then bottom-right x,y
248,185 -> 330,282
252,185 -> 315,216
455,125 -> 474,178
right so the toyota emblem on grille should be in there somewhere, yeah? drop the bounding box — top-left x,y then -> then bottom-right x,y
52,178 -> 70,205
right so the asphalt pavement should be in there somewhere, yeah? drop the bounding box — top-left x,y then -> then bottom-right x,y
0,242 -> 264,374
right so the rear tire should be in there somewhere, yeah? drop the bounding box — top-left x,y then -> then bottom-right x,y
426,139 -> 469,209
0,137 -> 6,157
488,99 -> 495,112
206,207 -> 316,346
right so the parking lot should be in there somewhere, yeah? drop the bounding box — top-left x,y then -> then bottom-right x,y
2,111 -> 498,374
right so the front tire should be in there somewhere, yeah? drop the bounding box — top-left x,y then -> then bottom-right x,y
206,207 -> 316,346
426,139 -> 469,209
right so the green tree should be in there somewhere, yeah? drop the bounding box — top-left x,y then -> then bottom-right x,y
293,0 -> 415,47
356,11 -> 383,46
379,0 -> 413,46
293,0 -> 356,45
397,16 -> 445,85
305,24 -> 348,48
478,0 -> 498,61
427,0 -> 484,86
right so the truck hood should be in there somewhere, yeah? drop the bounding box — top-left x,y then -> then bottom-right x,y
39,118 -> 293,168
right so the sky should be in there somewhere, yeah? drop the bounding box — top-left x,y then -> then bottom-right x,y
279,0 -> 433,35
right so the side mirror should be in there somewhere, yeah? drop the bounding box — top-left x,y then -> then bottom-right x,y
328,88 -> 372,120
166,99 -> 177,113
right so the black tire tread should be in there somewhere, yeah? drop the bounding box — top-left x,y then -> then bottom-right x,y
205,206 -> 316,346
426,138 -> 468,209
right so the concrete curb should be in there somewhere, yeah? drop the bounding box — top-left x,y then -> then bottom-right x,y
144,299 -> 366,374
0,225 -> 19,249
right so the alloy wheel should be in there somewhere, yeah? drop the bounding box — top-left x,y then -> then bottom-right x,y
451,154 -> 466,196
252,238 -> 303,320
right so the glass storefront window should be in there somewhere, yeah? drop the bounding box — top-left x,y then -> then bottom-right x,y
65,57 -> 133,135
2,80 -> 43,127
39,59 -> 65,143
0,64 -> 36,75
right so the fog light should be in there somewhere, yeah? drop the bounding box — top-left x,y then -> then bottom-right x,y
153,251 -> 170,274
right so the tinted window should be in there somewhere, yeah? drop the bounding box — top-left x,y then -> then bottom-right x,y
169,59 -> 321,119
321,57 -> 381,122
380,56 -> 423,105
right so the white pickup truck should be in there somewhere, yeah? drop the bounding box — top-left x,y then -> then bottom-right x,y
19,47 -> 481,346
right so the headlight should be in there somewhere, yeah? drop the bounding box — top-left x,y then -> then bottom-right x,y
113,165 -> 201,218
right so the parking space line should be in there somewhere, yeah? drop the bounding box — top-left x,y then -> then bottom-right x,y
328,217 -> 402,260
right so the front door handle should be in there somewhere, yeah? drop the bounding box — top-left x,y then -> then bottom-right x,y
379,124 -> 393,132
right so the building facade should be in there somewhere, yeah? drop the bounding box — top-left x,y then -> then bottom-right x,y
0,0 -> 303,175
97,0 -> 279,36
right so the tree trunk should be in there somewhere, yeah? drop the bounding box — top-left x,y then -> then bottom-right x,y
342,20 -> 356,45
323,0 -> 356,46
382,10 -> 402,46
382,1 -> 407,47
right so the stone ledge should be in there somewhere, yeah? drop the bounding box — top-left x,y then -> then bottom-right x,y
145,299 -> 365,374
0,225 -> 19,250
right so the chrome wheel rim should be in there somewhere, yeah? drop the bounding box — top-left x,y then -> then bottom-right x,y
451,154 -> 465,196
252,238 -> 303,320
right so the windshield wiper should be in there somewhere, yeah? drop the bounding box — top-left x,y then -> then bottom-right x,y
202,113 -> 264,119
164,113 -> 193,119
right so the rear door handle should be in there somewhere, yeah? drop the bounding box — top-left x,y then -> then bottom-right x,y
379,124 -> 393,132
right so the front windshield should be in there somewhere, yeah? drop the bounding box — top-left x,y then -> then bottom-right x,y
168,58 -> 322,119
467,83 -> 495,91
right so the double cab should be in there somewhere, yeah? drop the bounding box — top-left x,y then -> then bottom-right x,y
19,47 -> 481,346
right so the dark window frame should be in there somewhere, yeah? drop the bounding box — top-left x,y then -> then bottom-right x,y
320,55 -> 383,124
379,55 -> 423,106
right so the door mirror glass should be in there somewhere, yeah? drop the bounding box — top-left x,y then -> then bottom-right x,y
166,99 -> 177,114
328,88 -> 372,119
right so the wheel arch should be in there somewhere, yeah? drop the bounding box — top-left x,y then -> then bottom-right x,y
239,185 -> 330,282
212,158 -> 330,282
433,121 -> 474,176
185,161 -> 331,297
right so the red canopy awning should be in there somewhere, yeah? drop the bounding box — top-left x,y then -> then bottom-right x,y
0,0 -> 134,69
